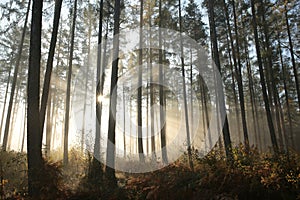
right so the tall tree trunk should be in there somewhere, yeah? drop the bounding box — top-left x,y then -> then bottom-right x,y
50,26 -> 62,153
51,97 -> 59,152
17,103 -> 23,150
250,0 -> 278,154
260,0 -> 284,150
208,0 -> 233,160
130,99 -> 132,155
190,51 -> 194,142
201,79 -> 212,148
0,62 -> 12,142
159,0 -> 168,165
138,0 -> 145,162
81,7 -> 92,153
179,0 -> 193,170
230,0 -> 249,150
8,86 -> 22,150
223,0 -> 249,149
105,0 -> 121,188
277,90 -> 288,152
95,0 -> 108,166
149,12 -> 156,159
27,0 -> 43,197
94,4 -> 110,178
223,21 -> 241,143
245,49 -> 260,147
2,0 -> 31,150
45,88 -> 53,157
64,0 -> 77,165
246,57 -> 259,146
39,0 -> 63,143
146,71 -> 149,156
123,79 -> 126,158
200,80 -> 207,149
241,12 -> 261,149
6,88 -> 20,151
277,30 -> 294,149
21,104 -> 26,153
284,1 -> 300,110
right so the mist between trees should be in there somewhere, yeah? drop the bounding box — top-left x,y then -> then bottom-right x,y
0,0 -> 299,198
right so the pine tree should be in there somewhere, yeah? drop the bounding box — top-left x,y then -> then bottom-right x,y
250,0 -> 278,154
2,0 -> 31,150
207,0 -> 233,160
64,0 -> 77,165
105,0 -> 121,188
27,0 -> 43,196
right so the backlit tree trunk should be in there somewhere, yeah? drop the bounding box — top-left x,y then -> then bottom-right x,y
3,0 -> 31,150
64,0 -> 77,165
27,0 -> 43,196
250,0 -> 278,154
208,0 -> 233,160
138,0 -> 145,162
105,0 -> 121,188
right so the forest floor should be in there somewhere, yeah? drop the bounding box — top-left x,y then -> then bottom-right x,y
1,146 -> 300,200
115,150 -> 300,200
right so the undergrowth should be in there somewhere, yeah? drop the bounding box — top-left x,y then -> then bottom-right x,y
0,145 -> 299,199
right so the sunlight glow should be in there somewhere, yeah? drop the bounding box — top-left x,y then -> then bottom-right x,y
97,95 -> 105,103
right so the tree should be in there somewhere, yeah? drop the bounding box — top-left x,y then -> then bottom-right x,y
276,28 -> 294,148
64,0 -> 78,165
0,62 -> 12,142
105,0 -> 121,188
183,0 -> 208,151
179,0 -> 193,170
137,0 -> 145,163
183,0 -> 207,46
259,0 -> 284,149
2,0 -> 31,150
229,0 -> 249,150
27,0 -> 43,196
148,2 -> 156,159
159,0 -> 168,165
45,88 -> 53,157
40,0 -> 63,146
207,0 -> 233,160
250,0 -> 278,154
89,0 -> 105,186
284,1 -> 300,110
81,2 -> 94,153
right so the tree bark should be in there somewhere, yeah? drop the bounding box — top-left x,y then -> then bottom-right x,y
64,0 -> 77,165
39,0 -> 63,144
45,88 -> 53,157
230,0 -> 249,150
81,4 -> 92,153
159,0 -> 168,165
260,0 -> 284,150
0,62 -> 12,142
149,9 -> 156,160
105,0 -> 121,188
27,0 -> 43,196
95,0 -> 104,161
284,2 -> 300,110
179,0 -> 193,170
223,15 -> 241,143
277,29 -> 294,149
138,0 -> 145,162
2,0 -> 31,150
250,0 -> 278,154
208,0 -> 233,160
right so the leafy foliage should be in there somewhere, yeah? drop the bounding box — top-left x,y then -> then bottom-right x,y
0,150 -> 27,199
